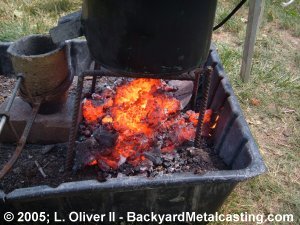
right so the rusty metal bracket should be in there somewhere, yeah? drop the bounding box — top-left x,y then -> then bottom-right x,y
66,74 -> 85,171
194,66 -> 214,148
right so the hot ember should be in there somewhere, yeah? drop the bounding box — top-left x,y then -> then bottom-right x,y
79,78 -> 213,170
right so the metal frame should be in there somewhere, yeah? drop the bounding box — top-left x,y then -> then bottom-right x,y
65,67 -> 214,170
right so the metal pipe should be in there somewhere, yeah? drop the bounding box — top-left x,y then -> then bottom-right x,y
194,67 -> 213,148
91,63 -> 101,93
0,117 -> 7,135
81,70 -> 196,81
0,101 -> 41,180
191,69 -> 202,110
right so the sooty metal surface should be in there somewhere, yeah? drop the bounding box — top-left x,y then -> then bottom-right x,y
0,40 -> 266,218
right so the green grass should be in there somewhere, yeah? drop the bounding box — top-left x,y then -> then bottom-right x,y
265,0 -> 300,37
0,0 -> 299,224
213,1 -> 300,223
0,0 -> 81,41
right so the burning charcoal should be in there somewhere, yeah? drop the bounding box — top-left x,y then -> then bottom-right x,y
119,163 -> 135,176
183,165 -> 190,171
42,144 -> 56,155
59,166 -> 64,173
25,162 -> 37,178
194,169 -> 206,175
187,147 -> 212,165
192,158 -> 200,163
13,167 -> 21,174
187,158 -> 193,164
101,88 -> 115,99
97,171 -> 108,182
133,166 -> 140,173
160,83 -> 178,92
79,124 -> 86,131
114,78 -> 128,87
84,92 -> 92,99
162,153 -> 175,162
97,160 -> 111,172
139,166 -> 148,173
73,139 -> 98,172
92,93 -> 102,100
150,171 -> 159,177
93,126 -> 118,149
88,124 -> 98,132
167,167 -> 175,173
78,135 -> 85,142
187,147 -> 197,156
137,159 -> 153,173
117,173 -> 126,178
83,130 -> 92,137
162,161 -> 171,168
143,151 -> 162,166
118,155 -> 127,167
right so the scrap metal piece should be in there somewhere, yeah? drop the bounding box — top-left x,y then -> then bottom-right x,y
50,10 -> 83,44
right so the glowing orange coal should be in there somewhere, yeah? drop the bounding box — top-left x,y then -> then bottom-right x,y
82,78 -> 213,169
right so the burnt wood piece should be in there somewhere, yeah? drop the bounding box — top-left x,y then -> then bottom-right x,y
93,126 -> 118,154
169,80 -> 194,110
143,151 -> 162,166
73,139 -> 98,172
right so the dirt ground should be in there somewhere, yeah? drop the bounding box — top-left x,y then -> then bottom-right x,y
0,75 -> 15,104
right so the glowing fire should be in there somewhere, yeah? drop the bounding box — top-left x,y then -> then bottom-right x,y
82,78 -> 215,169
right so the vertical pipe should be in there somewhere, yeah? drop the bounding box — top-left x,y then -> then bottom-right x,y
194,67 -> 213,148
66,74 -> 84,171
191,69 -> 201,110
91,74 -> 97,93
91,63 -> 101,93
240,0 -> 265,82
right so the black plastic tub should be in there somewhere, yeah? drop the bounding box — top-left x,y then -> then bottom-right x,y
0,41 -> 266,220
